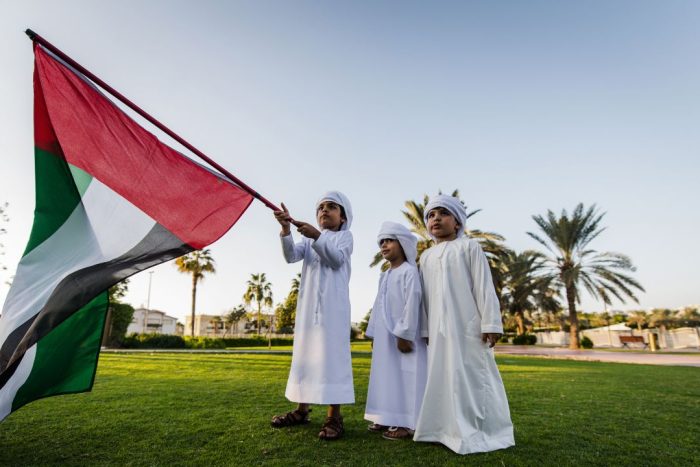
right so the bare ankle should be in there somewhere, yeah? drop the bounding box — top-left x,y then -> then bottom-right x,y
327,404 -> 341,418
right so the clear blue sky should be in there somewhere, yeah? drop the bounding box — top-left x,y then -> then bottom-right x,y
1,1 -> 699,323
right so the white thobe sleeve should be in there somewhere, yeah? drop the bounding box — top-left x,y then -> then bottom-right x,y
311,230 -> 353,270
419,268 -> 429,338
391,269 -> 422,341
468,239 -> 504,334
281,233 -> 305,263
365,308 -> 377,339
365,310 -> 376,339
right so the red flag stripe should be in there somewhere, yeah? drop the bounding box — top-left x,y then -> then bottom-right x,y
35,46 -> 252,249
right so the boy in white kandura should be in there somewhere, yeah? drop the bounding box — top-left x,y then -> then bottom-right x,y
364,222 -> 427,440
270,191 -> 354,441
413,194 -> 515,454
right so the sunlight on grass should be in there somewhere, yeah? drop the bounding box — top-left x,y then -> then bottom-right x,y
0,353 -> 697,466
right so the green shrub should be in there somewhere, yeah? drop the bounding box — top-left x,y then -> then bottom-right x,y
499,335 -> 511,343
580,336 -> 594,349
122,333 -> 186,349
106,303 -> 135,347
512,334 -> 537,345
119,334 -> 296,349
185,336 -> 226,349
222,336 -> 294,347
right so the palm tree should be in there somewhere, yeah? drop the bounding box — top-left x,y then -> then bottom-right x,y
678,306 -> 700,327
533,276 -> 562,317
275,273 -> 300,330
648,308 -> 674,348
501,250 -> 555,335
370,191 -> 510,298
225,305 -> 247,335
243,273 -> 273,335
528,204 -> 645,349
626,310 -> 648,332
175,249 -> 216,337
210,315 -> 223,336
648,308 -> 674,332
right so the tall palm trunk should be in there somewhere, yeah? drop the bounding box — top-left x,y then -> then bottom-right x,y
514,311 -> 525,336
191,275 -> 198,337
257,303 -> 262,335
566,284 -> 579,349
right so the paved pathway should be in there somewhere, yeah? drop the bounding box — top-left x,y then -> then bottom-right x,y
495,346 -> 700,367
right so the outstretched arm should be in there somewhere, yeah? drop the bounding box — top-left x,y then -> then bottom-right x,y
275,203 -> 305,263
273,202 -> 292,236
311,231 -> 353,270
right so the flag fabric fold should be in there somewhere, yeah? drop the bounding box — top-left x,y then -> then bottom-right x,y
0,44 -> 253,421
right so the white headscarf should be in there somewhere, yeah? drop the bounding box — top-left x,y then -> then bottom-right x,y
316,191 -> 353,230
423,194 -> 467,239
377,221 -> 418,265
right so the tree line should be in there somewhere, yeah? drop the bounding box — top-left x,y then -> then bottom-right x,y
369,190 -> 644,349
171,190 -> 647,350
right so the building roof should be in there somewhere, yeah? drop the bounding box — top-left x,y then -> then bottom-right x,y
133,308 -> 179,321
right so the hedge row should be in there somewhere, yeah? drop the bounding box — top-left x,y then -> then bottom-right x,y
120,333 -> 295,349
512,334 -> 538,345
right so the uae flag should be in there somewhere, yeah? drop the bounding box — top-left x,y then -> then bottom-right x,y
0,44 -> 253,421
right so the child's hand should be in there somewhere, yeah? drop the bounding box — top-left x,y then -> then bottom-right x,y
291,219 -> 321,240
273,202 -> 292,235
482,333 -> 501,348
397,338 -> 413,353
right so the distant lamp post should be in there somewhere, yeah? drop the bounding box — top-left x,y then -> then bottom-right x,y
267,314 -> 274,350
144,271 -> 154,333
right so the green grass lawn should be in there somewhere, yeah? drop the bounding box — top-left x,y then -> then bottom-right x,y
1,352 -> 698,466
229,341 -> 373,353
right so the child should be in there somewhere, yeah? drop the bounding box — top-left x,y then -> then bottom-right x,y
364,222 -> 427,440
413,194 -> 514,454
270,191 -> 354,441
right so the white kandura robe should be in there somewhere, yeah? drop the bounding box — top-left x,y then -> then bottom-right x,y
364,262 -> 427,430
413,237 -> 514,454
281,229 -> 354,404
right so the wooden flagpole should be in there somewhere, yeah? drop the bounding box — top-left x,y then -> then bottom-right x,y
26,29 -> 280,212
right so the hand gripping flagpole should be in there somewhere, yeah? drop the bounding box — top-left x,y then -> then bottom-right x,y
25,28 -> 280,212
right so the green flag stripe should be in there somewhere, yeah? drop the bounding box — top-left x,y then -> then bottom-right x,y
23,147 -> 92,256
11,292 -> 107,411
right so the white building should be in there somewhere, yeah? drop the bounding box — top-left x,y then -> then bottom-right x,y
127,308 -> 180,335
184,312 -> 277,337
581,323 -> 634,347
537,324 -> 700,349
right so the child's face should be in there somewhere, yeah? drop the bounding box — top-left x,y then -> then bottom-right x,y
316,201 -> 345,231
427,207 -> 460,242
379,238 -> 406,264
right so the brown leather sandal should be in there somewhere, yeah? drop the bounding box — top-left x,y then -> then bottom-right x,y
382,426 -> 414,440
318,415 -> 344,440
367,422 -> 389,432
270,408 -> 311,428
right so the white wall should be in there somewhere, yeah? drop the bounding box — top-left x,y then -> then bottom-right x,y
535,327 -> 700,349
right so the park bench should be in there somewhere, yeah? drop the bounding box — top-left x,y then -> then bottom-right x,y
619,335 -> 647,349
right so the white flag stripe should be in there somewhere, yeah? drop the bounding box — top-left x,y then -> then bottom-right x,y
0,345 -> 36,420
0,179 -> 156,345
